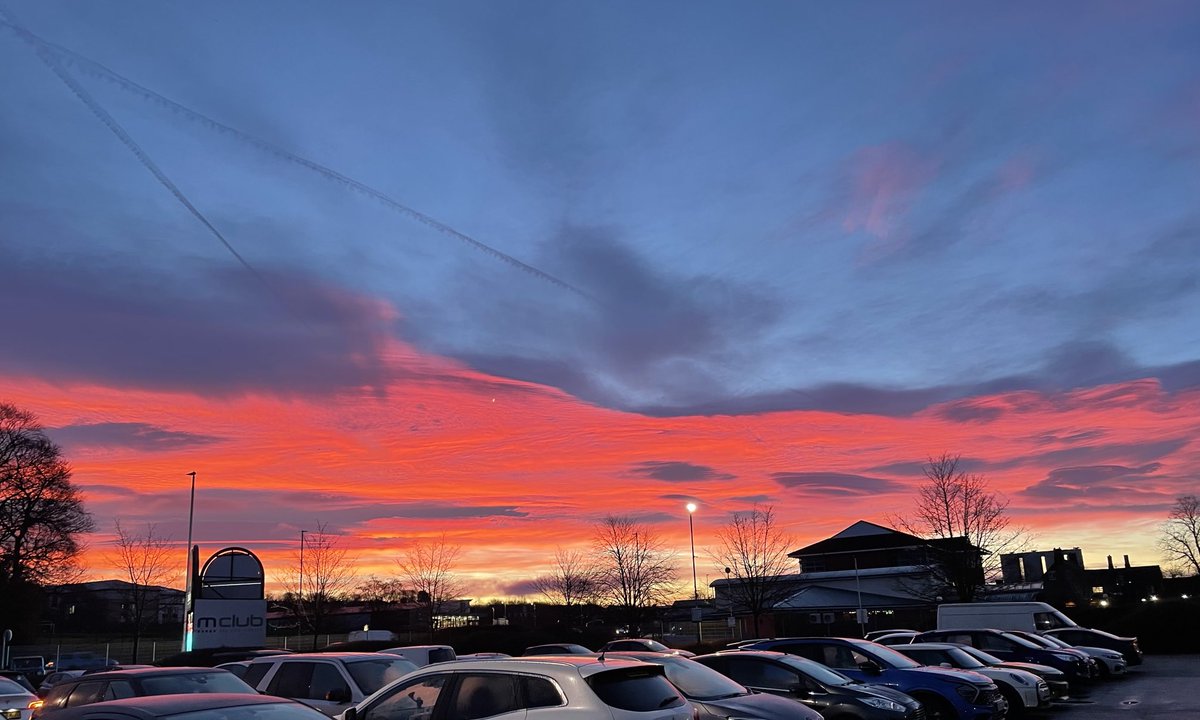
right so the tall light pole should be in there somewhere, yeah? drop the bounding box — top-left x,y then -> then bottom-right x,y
298,529 -> 308,644
182,471 -> 197,650
686,503 -> 698,600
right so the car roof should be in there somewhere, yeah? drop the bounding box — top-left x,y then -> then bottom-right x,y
66,666 -> 229,679
247,652 -> 400,662
53,693 -> 315,716
440,656 -> 659,679
901,643 -> 962,650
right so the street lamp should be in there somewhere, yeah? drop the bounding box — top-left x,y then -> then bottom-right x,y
686,503 -> 698,600
182,471 -> 197,650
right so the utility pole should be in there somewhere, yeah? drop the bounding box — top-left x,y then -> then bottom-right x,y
182,471 -> 196,650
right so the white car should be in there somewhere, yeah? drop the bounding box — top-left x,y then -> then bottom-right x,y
897,642 -> 1051,713
241,653 -> 418,717
339,656 -> 692,720
0,676 -> 37,720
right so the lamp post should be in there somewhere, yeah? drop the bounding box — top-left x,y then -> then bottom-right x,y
182,471 -> 196,650
686,503 -> 698,599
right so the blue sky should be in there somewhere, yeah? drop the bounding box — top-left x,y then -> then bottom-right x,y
2,2 -> 1200,590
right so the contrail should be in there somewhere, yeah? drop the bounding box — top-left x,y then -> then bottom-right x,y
0,8 -> 274,296
0,18 -> 597,304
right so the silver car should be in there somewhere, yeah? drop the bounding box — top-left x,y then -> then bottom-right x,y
242,653 -> 418,717
339,656 -> 692,720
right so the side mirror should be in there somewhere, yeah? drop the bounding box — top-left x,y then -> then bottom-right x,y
326,687 -> 352,704
939,662 -> 953,668
343,709 -> 357,720
857,661 -> 882,675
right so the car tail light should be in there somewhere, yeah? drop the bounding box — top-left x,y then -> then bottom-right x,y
28,700 -> 43,711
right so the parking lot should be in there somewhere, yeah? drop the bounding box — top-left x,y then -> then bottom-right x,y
1046,656 -> 1199,719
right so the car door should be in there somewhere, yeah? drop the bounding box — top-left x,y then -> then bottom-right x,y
265,661 -> 354,717
445,673 -> 527,720
356,674 -> 449,720
718,657 -> 828,715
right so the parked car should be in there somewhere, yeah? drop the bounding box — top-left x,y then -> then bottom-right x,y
1043,626 -> 1142,666
0,674 -> 39,720
155,648 -> 293,668
913,629 -> 1096,684
33,693 -> 329,720
952,645 -> 1070,702
1005,631 -> 1126,677
871,633 -> 918,646
521,643 -> 593,656
341,656 -> 692,720
240,653 -> 417,717
377,646 -> 456,667
605,652 -> 822,720
693,650 -> 924,720
9,658 -> 45,685
34,666 -> 256,717
0,672 -> 38,696
43,657 -> 113,675
935,602 -> 1077,632
80,667 -> 153,676
36,673 -> 85,698
598,639 -> 695,658
892,643 -> 1050,715
862,630 -> 918,642
214,662 -> 252,680
739,637 -> 1005,720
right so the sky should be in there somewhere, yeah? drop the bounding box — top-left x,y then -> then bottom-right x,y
1,1 -> 1198,600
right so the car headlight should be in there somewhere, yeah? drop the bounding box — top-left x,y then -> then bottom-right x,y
954,684 -> 978,701
1052,652 -> 1077,662
861,697 -> 906,712
1007,673 -> 1031,686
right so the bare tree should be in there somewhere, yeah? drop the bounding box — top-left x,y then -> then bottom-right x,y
1,403 -> 94,638
593,516 -> 676,633
1160,495 -> 1200,576
532,548 -> 601,622
710,506 -> 798,637
277,523 -> 357,649
109,521 -> 174,662
890,453 -> 1026,602
396,534 -> 466,634
355,575 -> 411,610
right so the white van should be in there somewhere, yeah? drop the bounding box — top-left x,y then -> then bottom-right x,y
937,601 -> 1078,631
379,644 -> 457,666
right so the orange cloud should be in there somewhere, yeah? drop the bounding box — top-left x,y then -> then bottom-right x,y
3,337 -> 1196,599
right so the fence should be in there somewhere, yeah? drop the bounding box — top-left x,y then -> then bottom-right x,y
10,634 -> 354,665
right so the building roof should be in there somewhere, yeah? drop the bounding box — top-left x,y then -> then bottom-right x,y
789,520 -> 983,558
774,584 -> 928,610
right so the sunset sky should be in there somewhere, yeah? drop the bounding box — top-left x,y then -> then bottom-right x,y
2,2 -> 1198,600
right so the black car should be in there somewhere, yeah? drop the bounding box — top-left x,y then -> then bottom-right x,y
693,650 -> 924,720
606,652 -> 822,720
1043,627 -> 1142,666
37,693 -> 327,720
35,667 -> 257,717
913,629 -> 1094,684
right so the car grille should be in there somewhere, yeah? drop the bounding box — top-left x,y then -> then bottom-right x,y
907,707 -> 926,720
978,688 -> 1001,706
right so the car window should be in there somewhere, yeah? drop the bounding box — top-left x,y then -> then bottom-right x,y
775,656 -> 854,687
610,641 -> 637,650
519,676 -> 562,709
66,681 -> 107,707
42,683 -> 73,709
345,658 -> 418,696
723,658 -> 795,691
427,649 -> 456,664
587,667 -> 685,712
978,634 -> 1014,652
936,632 -> 975,647
104,680 -> 137,700
451,674 -> 520,720
268,663 -> 317,699
362,675 -> 446,720
901,648 -> 947,666
309,664 -> 351,702
242,663 -> 273,689
142,672 -> 254,695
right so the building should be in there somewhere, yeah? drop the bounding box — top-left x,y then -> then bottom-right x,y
994,549 -> 1164,607
45,580 -> 185,633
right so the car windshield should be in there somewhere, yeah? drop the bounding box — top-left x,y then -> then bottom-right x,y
956,646 -> 1005,666
0,677 -> 31,695
852,641 -> 921,669
944,648 -> 985,668
346,658 -> 418,694
167,702 -> 328,720
142,672 -> 256,694
1000,633 -> 1042,650
654,658 -> 746,700
776,656 -> 853,686
640,640 -> 672,653
1016,633 -> 1056,648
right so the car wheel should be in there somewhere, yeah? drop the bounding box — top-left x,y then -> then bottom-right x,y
1096,662 -> 1111,679
913,693 -> 955,720
999,685 -> 1025,716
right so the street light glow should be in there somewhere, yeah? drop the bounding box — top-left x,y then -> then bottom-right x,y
686,502 -> 697,513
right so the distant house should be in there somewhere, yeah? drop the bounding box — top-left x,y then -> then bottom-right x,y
45,580 -> 184,632
712,520 -> 984,637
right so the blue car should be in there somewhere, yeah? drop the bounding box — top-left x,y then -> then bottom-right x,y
913,629 -> 1095,684
739,637 -> 1005,720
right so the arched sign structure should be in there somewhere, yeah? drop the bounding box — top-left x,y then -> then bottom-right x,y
185,547 -> 268,651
